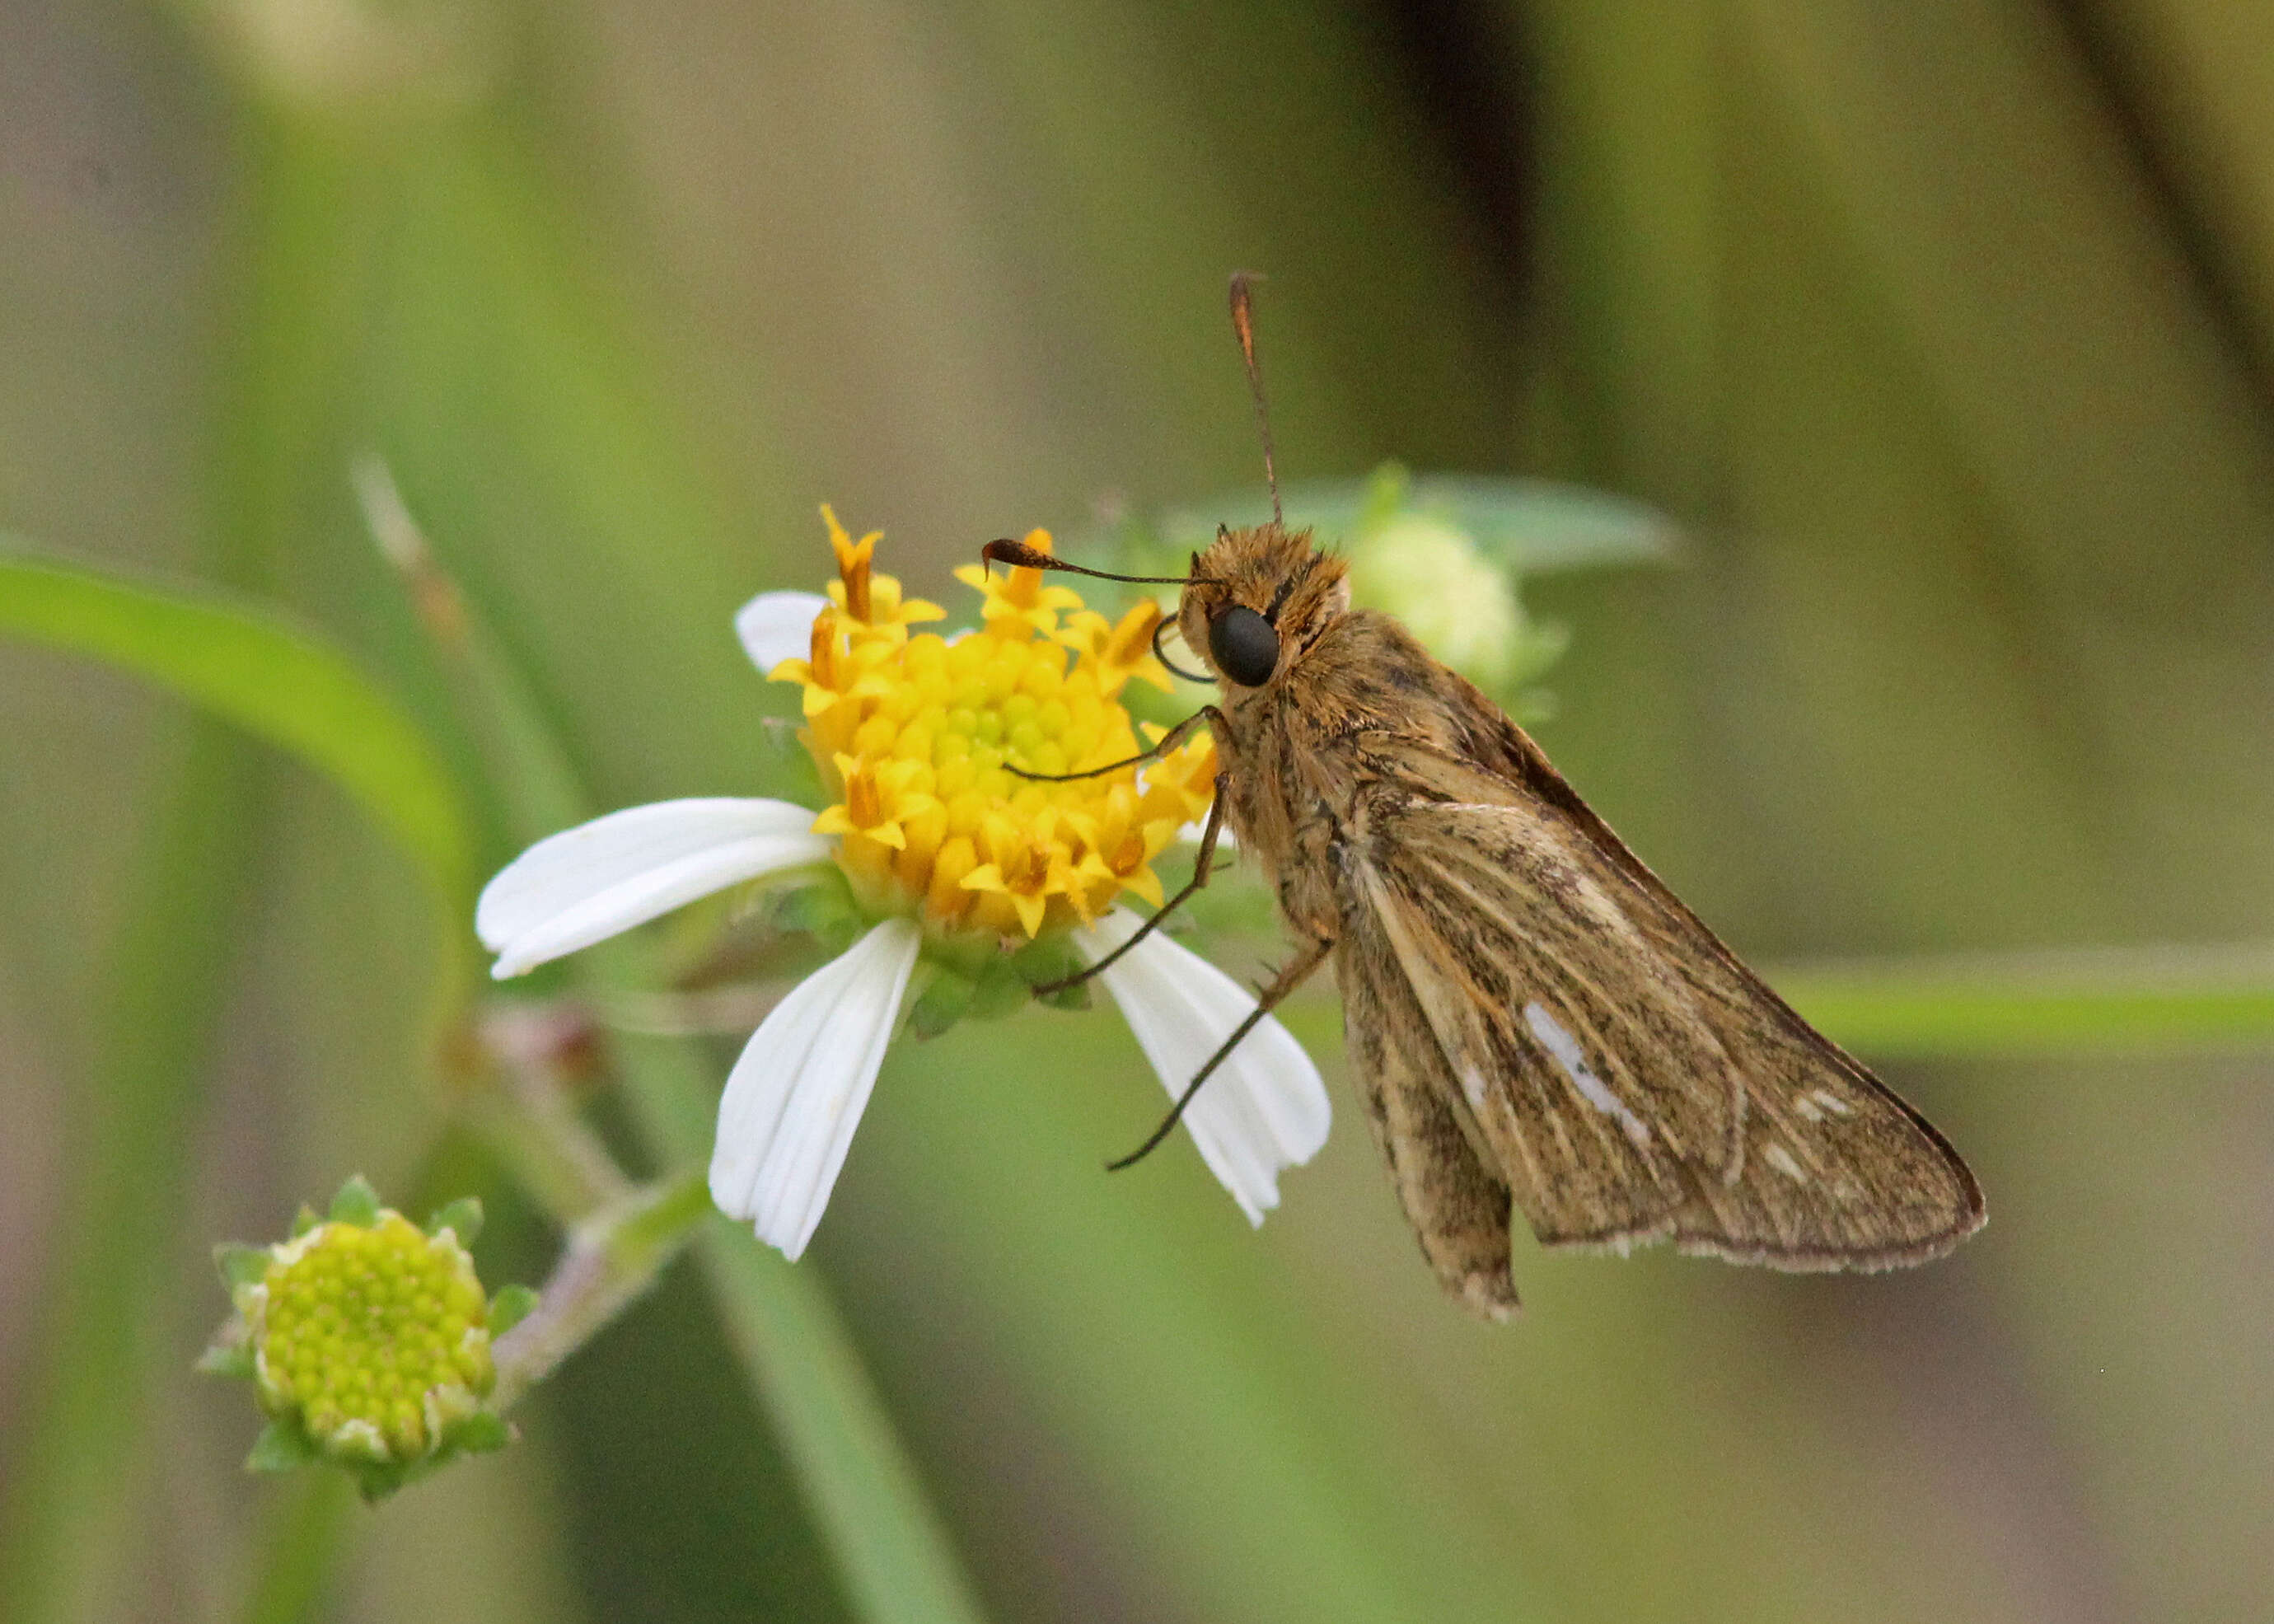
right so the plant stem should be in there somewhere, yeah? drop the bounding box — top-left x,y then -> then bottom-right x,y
489,1172 -> 714,1410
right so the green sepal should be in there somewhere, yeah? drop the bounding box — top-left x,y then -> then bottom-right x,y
773,871 -> 863,956
196,1340 -> 256,1379
1012,937 -> 1091,1012
289,1204 -> 321,1238
486,1283 -> 539,1336
347,1413 -> 512,1501
448,1412 -> 512,1456
351,1459 -> 417,1502
425,1196 -> 484,1246
327,1175 -> 381,1228
245,1418 -> 320,1474
971,951 -> 1040,1018
213,1243 -> 274,1292
908,964 -> 978,1038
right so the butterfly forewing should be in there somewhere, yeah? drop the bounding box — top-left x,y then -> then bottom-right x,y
1341,768 -> 1982,1275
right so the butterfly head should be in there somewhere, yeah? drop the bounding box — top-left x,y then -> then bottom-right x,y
1178,522 -> 1349,691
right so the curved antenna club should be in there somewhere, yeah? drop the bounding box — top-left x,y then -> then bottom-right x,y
1228,271 -> 1281,527
980,537 -> 1218,587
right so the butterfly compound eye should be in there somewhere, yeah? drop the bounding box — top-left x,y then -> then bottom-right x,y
1208,604 -> 1280,687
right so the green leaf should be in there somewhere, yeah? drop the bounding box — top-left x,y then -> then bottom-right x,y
245,1420 -> 321,1476
289,1205 -> 321,1240
0,537 -> 478,927
325,1176 -> 381,1228
424,1196 -> 484,1246
1149,470 -> 1682,574
486,1283 -> 540,1336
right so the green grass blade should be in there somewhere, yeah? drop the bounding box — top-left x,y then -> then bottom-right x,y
0,537 -> 476,925
1776,943 -> 2274,1057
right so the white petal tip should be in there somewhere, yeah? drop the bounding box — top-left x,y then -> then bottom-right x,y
705,918 -> 921,1267
1074,910 -> 1332,1227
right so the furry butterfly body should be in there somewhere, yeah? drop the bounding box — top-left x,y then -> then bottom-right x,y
1179,520 -> 1983,1317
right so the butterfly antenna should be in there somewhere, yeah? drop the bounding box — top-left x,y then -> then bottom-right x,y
1228,271 -> 1281,527
980,537 -> 1218,587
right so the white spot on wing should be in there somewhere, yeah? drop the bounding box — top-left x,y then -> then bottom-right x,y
1808,1089 -> 1854,1117
1764,1144 -> 1808,1184
1523,1002 -> 1651,1149
1794,1096 -> 1822,1122
1456,1060 -> 1490,1113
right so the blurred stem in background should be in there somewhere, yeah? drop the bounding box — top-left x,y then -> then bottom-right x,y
0,106 -> 383,1623
0,724 -> 264,1622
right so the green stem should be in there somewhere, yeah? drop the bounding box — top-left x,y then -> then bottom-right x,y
487,1172 -> 713,1410
462,1005 -> 634,1224
1776,940 -> 2274,1057
237,1475 -> 356,1624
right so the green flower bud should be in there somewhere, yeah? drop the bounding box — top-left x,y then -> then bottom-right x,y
1345,512 -> 1529,692
205,1177 -> 522,1498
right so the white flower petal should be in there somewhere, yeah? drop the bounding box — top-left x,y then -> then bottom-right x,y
709,918 -> 922,1259
1074,910 -> 1331,1224
477,798 -> 829,978
736,591 -> 830,673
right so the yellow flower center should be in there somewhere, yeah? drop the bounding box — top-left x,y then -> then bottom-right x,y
253,1212 -> 493,1462
774,508 -> 1216,947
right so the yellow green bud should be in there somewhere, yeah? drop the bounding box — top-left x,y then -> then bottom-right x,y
1345,512 -> 1529,692
206,1177 -> 518,1498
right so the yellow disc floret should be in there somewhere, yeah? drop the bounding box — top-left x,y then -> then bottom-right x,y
247,1210 -> 493,1463
778,512 -> 1215,946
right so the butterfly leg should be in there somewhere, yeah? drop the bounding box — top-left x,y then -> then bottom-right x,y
1031,766 -> 1232,995
1004,704 -> 1221,784
1106,932 -> 1334,1172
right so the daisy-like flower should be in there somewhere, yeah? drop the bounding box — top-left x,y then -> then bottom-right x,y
477,507 -> 1330,1259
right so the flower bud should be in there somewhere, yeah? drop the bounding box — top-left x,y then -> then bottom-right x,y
1345,512 -> 1531,692
205,1177 -> 518,1498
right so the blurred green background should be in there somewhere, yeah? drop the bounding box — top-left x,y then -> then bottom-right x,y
5,2 -> 2274,1621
